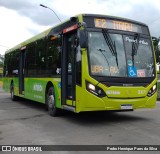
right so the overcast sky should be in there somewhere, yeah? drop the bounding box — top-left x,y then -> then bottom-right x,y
0,0 -> 160,55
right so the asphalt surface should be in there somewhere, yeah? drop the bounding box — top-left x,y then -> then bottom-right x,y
0,87 -> 160,154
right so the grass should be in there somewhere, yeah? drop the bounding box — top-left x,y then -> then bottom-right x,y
0,81 -> 3,88
0,78 -> 3,87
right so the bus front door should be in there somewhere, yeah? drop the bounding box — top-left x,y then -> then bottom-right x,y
61,30 -> 77,109
19,47 -> 25,95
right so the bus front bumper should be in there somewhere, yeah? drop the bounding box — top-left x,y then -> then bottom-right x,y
76,92 -> 157,113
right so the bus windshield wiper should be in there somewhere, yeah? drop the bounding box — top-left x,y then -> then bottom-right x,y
102,29 -> 119,68
131,33 -> 140,66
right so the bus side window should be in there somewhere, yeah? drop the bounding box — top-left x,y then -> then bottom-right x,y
12,50 -> 19,76
36,38 -> 47,75
5,52 -> 19,77
46,36 -> 61,75
25,43 -> 36,76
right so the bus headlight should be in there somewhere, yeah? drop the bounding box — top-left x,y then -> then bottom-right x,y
88,83 -> 96,91
86,81 -> 106,98
147,84 -> 157,97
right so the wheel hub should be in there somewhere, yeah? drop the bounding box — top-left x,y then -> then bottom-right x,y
48,95 -> 54,108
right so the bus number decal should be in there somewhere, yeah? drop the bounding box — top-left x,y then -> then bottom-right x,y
95,18 -> 107,28
138,90 -> 146,95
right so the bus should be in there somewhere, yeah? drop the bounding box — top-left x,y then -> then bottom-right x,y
3,14 -> 157,116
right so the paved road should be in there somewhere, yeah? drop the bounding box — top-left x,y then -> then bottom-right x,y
0,87 -> 160,153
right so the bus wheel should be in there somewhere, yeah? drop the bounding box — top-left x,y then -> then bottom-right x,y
10,83 -> 17,101
47,87 -> 58,117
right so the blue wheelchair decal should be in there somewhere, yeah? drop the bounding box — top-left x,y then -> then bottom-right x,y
128,66 -> 137,77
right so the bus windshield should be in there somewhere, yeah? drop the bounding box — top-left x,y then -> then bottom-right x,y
88,31 -> 155,78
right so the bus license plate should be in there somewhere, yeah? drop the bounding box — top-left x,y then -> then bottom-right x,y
121,104 -> 133,110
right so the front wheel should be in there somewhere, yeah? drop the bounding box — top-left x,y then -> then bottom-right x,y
46,87 -> 59,117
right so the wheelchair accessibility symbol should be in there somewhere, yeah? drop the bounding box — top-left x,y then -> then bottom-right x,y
128,66 -> 137,77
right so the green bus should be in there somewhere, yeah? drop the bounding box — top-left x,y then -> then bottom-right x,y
3,14 -> 157,116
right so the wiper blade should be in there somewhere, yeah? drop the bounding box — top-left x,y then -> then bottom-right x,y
102,29 -> 115,55
102,29 -> 119,68
131,33 -> 140,66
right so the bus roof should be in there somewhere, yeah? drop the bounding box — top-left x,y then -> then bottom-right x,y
5,13 -> 148,54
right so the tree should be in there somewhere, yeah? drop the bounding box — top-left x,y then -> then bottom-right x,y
152,37 -> 160,63
0,54 -> 4,68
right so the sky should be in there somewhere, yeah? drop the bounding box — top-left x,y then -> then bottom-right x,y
0,0 -> 160,55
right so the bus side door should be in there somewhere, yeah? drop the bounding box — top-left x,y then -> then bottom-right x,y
19,47 -> 26,95
61,27 -> 77,107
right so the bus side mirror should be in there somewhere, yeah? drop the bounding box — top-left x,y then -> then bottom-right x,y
79,30 -> 88,48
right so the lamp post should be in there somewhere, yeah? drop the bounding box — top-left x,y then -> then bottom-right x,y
40,4 -> 62,23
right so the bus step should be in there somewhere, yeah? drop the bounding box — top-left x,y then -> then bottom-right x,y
62,105 -> 75,112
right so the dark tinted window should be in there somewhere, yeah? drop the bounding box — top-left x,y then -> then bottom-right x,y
36,39 -> 47,75
4,51 -> 19,77
25,43 -> 36,75
46,37 -> 61,75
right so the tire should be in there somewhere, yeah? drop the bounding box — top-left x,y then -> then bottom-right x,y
46,87 -> 59,117
10,83 -> 17,101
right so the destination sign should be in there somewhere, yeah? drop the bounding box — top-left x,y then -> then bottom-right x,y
94,18 -> 143,33
91,65 -> 119,74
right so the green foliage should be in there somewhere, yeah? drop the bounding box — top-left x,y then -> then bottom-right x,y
152,37 -> 160,63
0,54 -> 4,68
